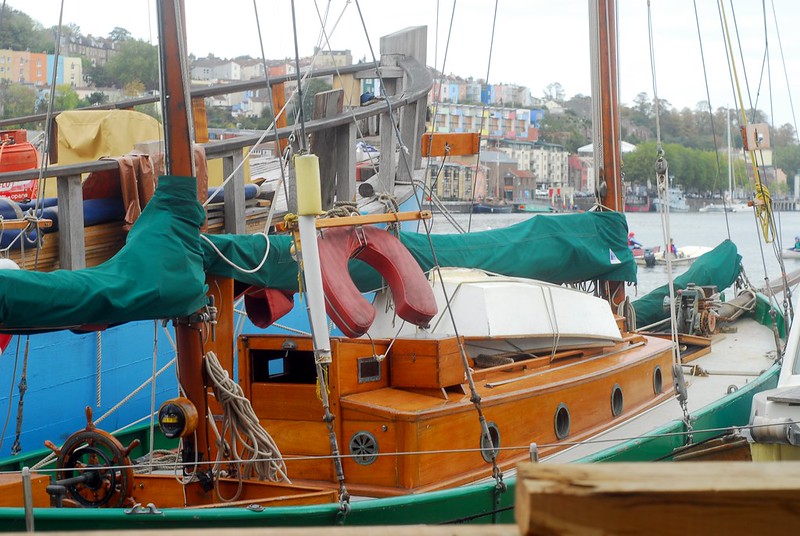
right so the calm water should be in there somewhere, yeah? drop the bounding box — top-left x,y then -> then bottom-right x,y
427,210 -> 800,295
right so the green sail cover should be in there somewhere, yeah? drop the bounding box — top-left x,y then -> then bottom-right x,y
632,239 -> 742,329
0,176 -> 208,329
202,211 -> 637,291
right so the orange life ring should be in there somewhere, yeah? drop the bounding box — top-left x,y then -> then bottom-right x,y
318,226 -> 437,338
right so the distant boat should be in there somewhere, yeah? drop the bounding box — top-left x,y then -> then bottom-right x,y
514,202 -> 553,213
624,191 -> 651,212
635,245 -> 713,266
651,187 -> 689,212
699,201 -> 750,213
781,248 -> 800,260
473,202 -> 513,214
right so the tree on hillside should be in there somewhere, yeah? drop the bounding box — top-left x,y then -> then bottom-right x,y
53,84 -> 79,111
773,123 -> 797,148
80,91 -> 109,107
539,109 -> 590,153
105,40 -> 158,90
0,81 -> 37,119
0,7 -> 53,53
543,82 -> 565,103
108,27 -> 133,42
775,146 -> 800,183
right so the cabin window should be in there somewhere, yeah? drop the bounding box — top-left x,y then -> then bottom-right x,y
250,348 -> 317,384
357,357 -> 382,383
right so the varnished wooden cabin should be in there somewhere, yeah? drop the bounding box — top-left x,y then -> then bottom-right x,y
240,320 -> 674,496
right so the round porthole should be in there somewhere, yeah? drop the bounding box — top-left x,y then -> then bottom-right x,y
653,365 -> 663,395
554,403 -> 570,440
349,431 -> 378,465
611,384 -> 624,417
480,422 -> 501,463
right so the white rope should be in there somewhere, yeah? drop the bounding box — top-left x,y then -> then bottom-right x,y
200,232 -> 271,274
204,351 -> 289,483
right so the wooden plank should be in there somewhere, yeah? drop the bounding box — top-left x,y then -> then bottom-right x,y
284,210 -> 431,230
335,122 -> 356,203
310,89 -> 344,211
421,132 -> 481,157
516,462 -> 800,536
222,150 -> 246,234
0,219 -> 52,230
56,173 -> 85,270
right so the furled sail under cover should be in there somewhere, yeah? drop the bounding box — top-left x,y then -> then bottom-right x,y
203,211 -> 637,291
0,176 -> 208,329
0,175 -> 635,332
632,239 -> 742,328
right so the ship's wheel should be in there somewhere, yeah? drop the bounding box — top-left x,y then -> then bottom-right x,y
45,407 -> 140,508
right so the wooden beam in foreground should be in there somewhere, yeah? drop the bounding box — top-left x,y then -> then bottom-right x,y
283,210 -> 431,230
516,462 -> 800,536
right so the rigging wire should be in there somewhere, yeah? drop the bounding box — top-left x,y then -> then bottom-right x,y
647,1 -> 691,440
290,0 -> 308,151
353,0 -> 505,493
467,0 -> 500,233
691,0 -> 732,238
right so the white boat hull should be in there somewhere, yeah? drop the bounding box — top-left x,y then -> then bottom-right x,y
369,268 -> 622,352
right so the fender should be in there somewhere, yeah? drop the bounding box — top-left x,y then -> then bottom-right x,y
318,226 -> 437,338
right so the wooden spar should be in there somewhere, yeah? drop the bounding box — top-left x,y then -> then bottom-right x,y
592,0 -> 625,307
596,0 -> 622,212
156,0 -> 212,498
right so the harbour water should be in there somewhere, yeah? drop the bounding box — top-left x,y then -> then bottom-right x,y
428,210 -> 800,295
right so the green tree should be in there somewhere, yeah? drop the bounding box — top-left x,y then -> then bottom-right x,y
108,27 -> 132,42
206,106 -> 237,129
53,83 -> 79,111
78,91 -> 109,107
775,146 -> 800,189
543,82 -> 565,103
105,39 -> 158,90
0,81 -> 36,120
0,7 -> 53,53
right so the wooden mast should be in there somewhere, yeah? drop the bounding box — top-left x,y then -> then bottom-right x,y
591,0 -> 625,306
156,0 -> 213,500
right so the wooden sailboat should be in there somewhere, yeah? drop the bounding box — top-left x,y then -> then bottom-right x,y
0,0 -> 789,530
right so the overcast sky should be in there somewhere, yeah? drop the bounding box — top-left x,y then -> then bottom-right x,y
6,0 -> 800,126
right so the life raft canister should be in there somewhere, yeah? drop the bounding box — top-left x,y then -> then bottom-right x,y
318,226 -> 437,338
0,130 -> 39,202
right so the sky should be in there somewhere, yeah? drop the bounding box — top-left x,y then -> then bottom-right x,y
6,0 -> 800,127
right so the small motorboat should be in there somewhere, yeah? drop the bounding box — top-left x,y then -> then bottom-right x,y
781,248 -> 800,260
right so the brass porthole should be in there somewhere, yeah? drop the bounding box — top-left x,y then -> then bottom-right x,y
554,403 -> 570,440
653,365 -> 663,395
611,383 -> 624,417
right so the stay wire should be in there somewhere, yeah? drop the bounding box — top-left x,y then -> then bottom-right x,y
691,0 -> 731,238
647,0 -> 682,369
290,0 -> 308,151
353,0 -> 505,491
467,0 -> 499,234
769,0 -> 799,144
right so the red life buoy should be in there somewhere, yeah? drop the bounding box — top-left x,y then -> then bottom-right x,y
318,226 -> 437,338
